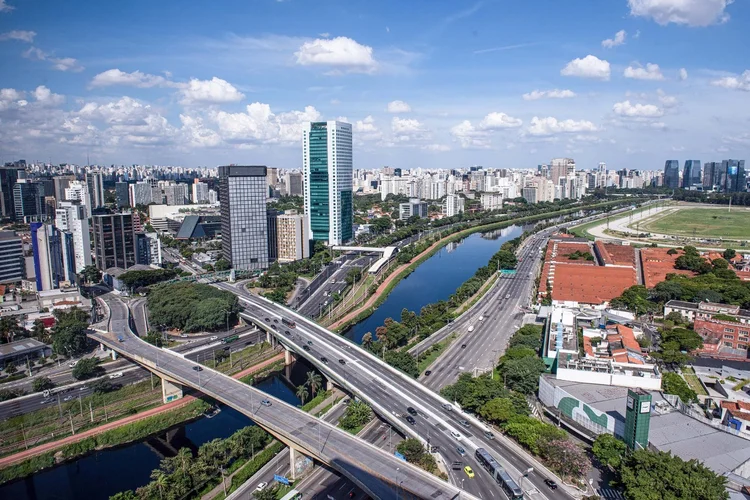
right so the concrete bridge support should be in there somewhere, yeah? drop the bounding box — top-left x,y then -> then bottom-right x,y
289,447 -> 313,480
266,329 -> 277,348
284,347 -> 296,366
161,378 -> 183,403
99,343 -> 118,360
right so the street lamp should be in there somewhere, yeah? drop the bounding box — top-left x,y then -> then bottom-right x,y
519,467 -> 534,490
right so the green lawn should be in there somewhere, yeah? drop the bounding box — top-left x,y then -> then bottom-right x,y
641,207 -> 750,239
681,367 -> 708,396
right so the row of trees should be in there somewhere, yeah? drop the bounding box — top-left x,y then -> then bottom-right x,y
111,426 -> 272,500
592,434 -> 728,500
496,325 -> 547,395
118,268 -> 178,292
147,282 -> 239,332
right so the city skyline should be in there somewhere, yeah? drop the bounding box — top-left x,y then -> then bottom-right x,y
0,1 -> 749,170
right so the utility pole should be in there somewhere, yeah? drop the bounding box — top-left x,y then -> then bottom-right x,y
69,412 -> 75,435
89,401 -> 94,423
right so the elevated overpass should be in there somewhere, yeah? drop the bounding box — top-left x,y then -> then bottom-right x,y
331,245 -> 398,274
87,328 -> 471,500
221,285 -> 566,500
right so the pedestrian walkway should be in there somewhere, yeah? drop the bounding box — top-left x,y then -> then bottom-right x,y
598,487 -> 626,499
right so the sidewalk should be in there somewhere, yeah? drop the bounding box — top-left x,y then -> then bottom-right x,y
0,352 -> 285,469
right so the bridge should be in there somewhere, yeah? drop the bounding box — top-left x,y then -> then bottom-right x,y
220,285 -> 563,500
330,245 -> 398,274
87,328 -> 472,500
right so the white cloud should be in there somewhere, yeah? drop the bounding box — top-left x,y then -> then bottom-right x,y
386,100 -> 411,113
628,0 -> 733,26
22,46 -> 84,72
0,88 -> 24,101
295,36 -> 377,73
32,85 -> 64,106
613,100 -> 664,118
657,89 -> 678,107
91,69 -> 173,88
180,77 -> 245,104
711,70 -> 750,91
602,30 -> 627,48
0,0 -> 14,12
561,55 -> 610,81
679,68 -> 688,81
353,115 -> 382,141
179,114 -> 222,148
624,63 -> 665,81
211,102 -> 320,144
522,89 -> 576,100
479,112 -> 523,129
0,30 -> 35,42
526,116 -> 598,136
423,143 -> 450,152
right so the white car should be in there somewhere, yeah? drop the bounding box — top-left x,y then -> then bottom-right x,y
478,316 -> 484,321
450,430 -> 462,440
210,336 -> 218,341
68,360 -> 78,368
467,325 -> 474,332
108,372 -> 123,379
255,482 -> 268,492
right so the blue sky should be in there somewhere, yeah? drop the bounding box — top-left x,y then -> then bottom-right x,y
0,0 -> 748,170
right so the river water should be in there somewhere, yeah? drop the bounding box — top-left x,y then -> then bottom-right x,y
343,224 -> 526,344
0,360 -> 315,500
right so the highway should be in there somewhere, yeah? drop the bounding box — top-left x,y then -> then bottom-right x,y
227,287 -> 564,500
296,255 -> 375,318
89,328 -> 472,500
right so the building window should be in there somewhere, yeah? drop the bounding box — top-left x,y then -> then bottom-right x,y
725,341 -> 734,347
724,334 -> 735,340
738,344 -> 748,350
725,328 -> 736,333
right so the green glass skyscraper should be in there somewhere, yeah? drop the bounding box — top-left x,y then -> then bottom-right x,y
303,121 -> 353,246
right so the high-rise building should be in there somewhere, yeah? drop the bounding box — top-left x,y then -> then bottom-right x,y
31,223 -> 74,291
86,172 -> 105,209
164,183 -> 189,205
276,212 -> 309,263
0,231 -> 24,283
284,172 -> 303,197
56,201 -> 92,273
267,209 -> 278,263
663,160 -> 680,189
443,193 -> 465,217
129,182 -> 153,207
682,160 -> 701,189
399,198 -> 429,220
13,180 -> 45,222
92,213 -> 136,270
218,165 -> 269,271
136,232 -> 162,265
303,121 -> 353,246
65,181 -> 90,217
720,159 -> 747,192
53,175 -> 75,202
0,167 -> 21,219
550,158 -> 575,185
208,189 -> 218,204
192,180 -> 209,204
115,182 -> 131,208
703,162 -> 719,190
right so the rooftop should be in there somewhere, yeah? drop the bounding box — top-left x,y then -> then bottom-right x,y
595,241 -> 636,267
640,247 -> 697,288
549,265 -> 637,305
0,338 -> 48,357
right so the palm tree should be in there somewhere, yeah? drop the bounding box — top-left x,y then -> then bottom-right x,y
361,332 -> 373,350
151,471 -> 168,500
306,371 -> 322,397
296,384 -> 309,405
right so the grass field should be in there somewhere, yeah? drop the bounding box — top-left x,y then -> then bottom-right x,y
641,207 -> 750,239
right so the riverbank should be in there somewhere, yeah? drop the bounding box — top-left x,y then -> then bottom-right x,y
0,352 -> 285,484
331,199 -> 640,333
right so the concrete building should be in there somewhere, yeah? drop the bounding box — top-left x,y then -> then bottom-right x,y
398,198 -> 428,220
550,158 -> 575,185
664,300 -> 750,326
115,182 -> 130,208
136,232 -> 162,266
284,171 -> 303,197
443,193 -> 465,217
85,172 -> 105,209
192,180 -> 209,204
31,223 -> 75,291
64,181 -> 90,217
13,180 -> 45,222
267,209 -> 278,263
129,181 -> 154,207
277,212 -> 309,263
55,201 -> 92,273
53,175 -> 75,203
0,231 -> 24,283
303,121 -> 353,246
480,192 -> 504,211
218,165 -> 269,271
682,160 -> 702,189
92,213 -> 136,271
164,183 -> 189,206
0,167 -> 21,219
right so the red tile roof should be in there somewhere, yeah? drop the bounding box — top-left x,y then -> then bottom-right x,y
640,247 -> 697,288
549,264 -> 638,305
595,241 -> 636,267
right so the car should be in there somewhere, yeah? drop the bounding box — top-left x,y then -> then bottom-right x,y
456,446 -> 466,456
484,430 -> 495,440
338,359 -> 346,365
450,430 -> 462,440
451,461 -> 463,470
424,370 -> 432,376
478,316 -> 484,321
321,357 -> 328,364
459,420 -> 470,428
79,386 -> 88,391
210,336 -> 218,341
442,403 -> 453,411
544,479 -> 558,490
255,482 -> 268,492
464,466 -> 475,478
63,395 -> 73,402
193,366 -> 203,372
307,340 -> 313,346
505,294 -> 511,299
42,389 -> 51,397
273,318 -> 279,323
330,279 -> 336,284
260,399 -> 272,407
117,336 -> 125,342
407,406 -> 417,416
180,334 -> 188,338
405,416 -> 416,425
68,360 -> 78,368
284,330 -> 291,335
467,325 -> 474,332
41,398 -> 55,405
461,344 -> 467,349
109,372 -> 123,379
302,345 -> 310,351
264,318 -> 270,323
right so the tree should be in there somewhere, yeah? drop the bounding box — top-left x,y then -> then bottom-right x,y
361,332 -> 373,350
144,330 -> 164,347
384,350 -> 419,377
32,376 -> 54,392
339,400 -> 372,431
91,379 -> 116,394
592,434 -> 627,469
667,248 -> 678,255
479,397 -> 522,425
0,388 -> 24,401
306,371 -> 322,397
79,265 -> 102,284
539,439 -> 590,478
723,248 -> 736,261
254,485 -> 280,500
151,470 -> 169,500
296,384 -> 308,405
665,311 -> 686,325
31,319 -> 49,343
662,372 -> 697,403
0,316 -> 24,344
620,450 -> 728,500
4,362 -> 17,374
72,358 -> 103,380
500,356 -> 547,394
397,438 -> 426,463
215,259 -> 230,272
51,308 -> 90,356
508,324 -> 543,351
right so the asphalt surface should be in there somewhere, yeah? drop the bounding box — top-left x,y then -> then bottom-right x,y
90,328 -> 470,500
227,286 -> 563,500
296,255 -> 376,319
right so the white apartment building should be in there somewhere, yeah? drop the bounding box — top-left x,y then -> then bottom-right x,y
277,212 -> 310,263
480,192 -> 504,211
55,201 -> 92,273
443,193 -> 465,217
192,181 -> 209,204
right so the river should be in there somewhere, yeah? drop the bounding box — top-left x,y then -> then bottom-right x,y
0,359 -> 317,500
343,224 -> 527,343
